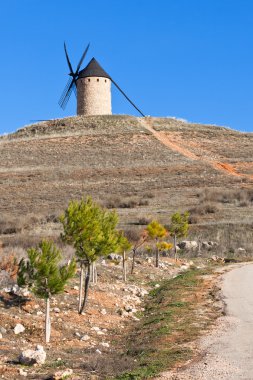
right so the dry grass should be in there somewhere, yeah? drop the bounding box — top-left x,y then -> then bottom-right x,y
0,115 -> 253,255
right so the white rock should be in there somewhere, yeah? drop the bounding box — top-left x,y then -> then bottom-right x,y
19,345 -> 46,365
155,284 -> 160,288
178,241 -> 198,250
95,349 -> 102,354
14,323 -> 25,334
11,284 -> 20,293
36,311 -> 43,316
75,332 -> 81,337
124,304 -> 132,312
81,334 -> 90,341
100,309 -> 107,315
73,286 -> 79,290
54,307 -> 60,313
19,368 -> 28,377
97,331 -> 105,335
91,326 -> 100,331
22,290 -> 30,297
100,342 -> 110,347
0,333 -> 2,339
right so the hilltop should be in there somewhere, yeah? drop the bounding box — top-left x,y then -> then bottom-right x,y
0,115 -> 253,252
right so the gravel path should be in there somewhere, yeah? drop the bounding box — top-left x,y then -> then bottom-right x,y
154,263 -> 253,379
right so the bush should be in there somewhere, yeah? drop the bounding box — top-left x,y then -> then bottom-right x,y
106,197 -> 148,209
0,216 -> 23,235
189,202 -> 219,217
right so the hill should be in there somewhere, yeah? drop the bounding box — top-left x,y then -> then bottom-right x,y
1,115 -> 253,253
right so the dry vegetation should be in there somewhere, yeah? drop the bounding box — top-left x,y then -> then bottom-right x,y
0,115 -> 253,378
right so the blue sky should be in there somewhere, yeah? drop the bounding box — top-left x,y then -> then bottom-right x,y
1,0 -> 253,133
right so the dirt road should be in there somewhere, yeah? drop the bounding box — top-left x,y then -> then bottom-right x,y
155,264 -> 253,379
139,118 -> 251,179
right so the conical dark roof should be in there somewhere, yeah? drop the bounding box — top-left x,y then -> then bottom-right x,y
78,57 -> 111,79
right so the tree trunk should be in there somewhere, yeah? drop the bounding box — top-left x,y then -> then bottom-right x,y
131,248 -> 136,274
123,251 -> 127,282
78,262 -> 84,313
174,235 -> 177,260
91,261 -> 97,284
45,297 -> 51,343
79,263 -> 91,314
155,239 -> 159,268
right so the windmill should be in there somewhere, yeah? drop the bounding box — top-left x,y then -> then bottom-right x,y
59,43 -> 145,117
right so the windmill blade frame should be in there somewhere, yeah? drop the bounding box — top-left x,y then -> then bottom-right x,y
64,42 -> 74,75
76,43 -> 90,74
59,78 -> 76,110
111,78 -> 145,117
59,42 -> 90,110
59,77 -> 73,107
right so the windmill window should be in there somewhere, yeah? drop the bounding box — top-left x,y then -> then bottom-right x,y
88,78 -> 90,82
97,78 -> 99,82
105,79 -> 107,83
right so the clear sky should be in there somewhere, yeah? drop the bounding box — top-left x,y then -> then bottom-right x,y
1,0 -> 253,134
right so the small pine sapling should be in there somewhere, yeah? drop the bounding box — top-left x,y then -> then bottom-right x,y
146,220 -> 167,267
17,240 -> 76,343
60,196 -> 124,314
169,212 -> 190,260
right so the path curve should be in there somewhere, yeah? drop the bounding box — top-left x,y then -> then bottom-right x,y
154,263 -> 253,379
139,118 -> 252,179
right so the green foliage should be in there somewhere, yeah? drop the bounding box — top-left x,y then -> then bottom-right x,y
156,241 -> 173,251
169,212 -> 189,239
117,232 -> 132,253
60,196 -> 127,263
146,220 -> 167,240
17,240 -> 76,299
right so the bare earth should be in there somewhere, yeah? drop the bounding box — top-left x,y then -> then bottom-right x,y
155,263 -> 253,380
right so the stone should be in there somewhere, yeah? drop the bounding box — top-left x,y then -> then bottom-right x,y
54,307 -> 60,313
19,368 -> 28,377
81,334 -> 90,341
178,241 -> 198,250
0,333 -> 2,339
95,349 -> 102,355
100,342 -> 110,347
53,368 -> 73,380
107,253 -> 122,261
237,247 -> 246,254
19,345 -> 46,365
73,286 -> 79,290
37,311 -> 43,316
14,323 -> 25,334
0,326 -> 7,334
91,326 -> 100,331
124,304 -> 133,312
100,309 -> 107,315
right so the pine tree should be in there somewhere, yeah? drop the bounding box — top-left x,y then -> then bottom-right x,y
146,220 -> 167,267
169,212 -> 190,260
60,196 -> 127,314
17,240 -> 76,343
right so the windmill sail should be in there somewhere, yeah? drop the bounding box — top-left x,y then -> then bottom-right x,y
111,78 -> 145,117
59,42 -> 90,109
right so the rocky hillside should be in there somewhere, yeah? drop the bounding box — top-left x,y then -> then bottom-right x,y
1,115 -> 253,252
